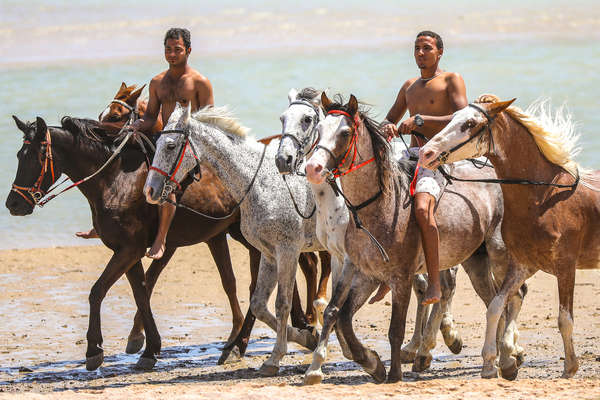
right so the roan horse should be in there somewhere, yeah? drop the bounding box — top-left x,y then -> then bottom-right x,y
95,82 -> 331,330
275,88 -> 468,383
4,111 -> 320,371
144,103 -> 327,376
304,93 -> 526,382
419,94 -> 600,379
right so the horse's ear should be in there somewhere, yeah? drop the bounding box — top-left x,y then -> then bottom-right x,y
348,94 -> 359,116
12,115 -> 29,133
120,82 -> 127,91
129,84 -> 146,102
287,88 -> 298,104
487,98 -> 516,116
321,92 -> 332,111
35,117 -> 48,140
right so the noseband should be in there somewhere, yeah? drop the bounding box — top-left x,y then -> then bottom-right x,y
315,109 -> 375,178
437,103 -> 495,164
11,129 -> 56,207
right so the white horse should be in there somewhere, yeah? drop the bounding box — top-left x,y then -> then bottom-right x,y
144,103 -> 324,376
275,88 -> 467,384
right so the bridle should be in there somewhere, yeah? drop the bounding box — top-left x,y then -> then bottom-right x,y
105,99 -> 139,128
148,129 -> 201,201
434,103 -> 580,189
11,129 -> 56,207
437,103 -> 495,165
315,109 -> 376,179
279,100 -> 321,175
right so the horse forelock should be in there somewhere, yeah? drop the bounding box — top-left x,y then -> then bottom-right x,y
190,106 -> 249,138
297,87 -> 322,103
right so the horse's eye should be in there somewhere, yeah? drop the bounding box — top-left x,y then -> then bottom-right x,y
303,116 -> 312,124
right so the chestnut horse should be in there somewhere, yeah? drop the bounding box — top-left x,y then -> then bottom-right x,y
420,94 -> 600,379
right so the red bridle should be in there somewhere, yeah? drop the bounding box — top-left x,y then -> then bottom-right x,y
11,129 -> 56,207
148,134 -> 199,192
325,110 -> 376,178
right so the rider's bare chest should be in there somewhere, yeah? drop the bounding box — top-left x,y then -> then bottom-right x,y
157,77 -> 196,105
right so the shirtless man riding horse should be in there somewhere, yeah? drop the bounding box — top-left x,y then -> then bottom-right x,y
77,28 -> 213,259
382,30 -> 468,305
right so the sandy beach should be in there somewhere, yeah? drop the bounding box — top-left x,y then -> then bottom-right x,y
0,242 -> 599,398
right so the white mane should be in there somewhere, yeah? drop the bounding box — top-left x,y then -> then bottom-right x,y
191,106 -> 250,137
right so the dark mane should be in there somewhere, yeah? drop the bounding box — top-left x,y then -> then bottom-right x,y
60,117 -> 123,150
323,95 -> 395,196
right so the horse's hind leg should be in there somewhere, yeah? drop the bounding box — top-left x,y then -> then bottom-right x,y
127,247 -> 176,354
298,252 -> 318,326
314,251 -> 332,326
337,272 -> 385,383
86,248 -> 144,371
388,274 -> 413,383
126,261 -> 161,370
413,267 -> 460,372
400,274 -> 429,364
556,266 -> 578,378
206,233 -> 244,346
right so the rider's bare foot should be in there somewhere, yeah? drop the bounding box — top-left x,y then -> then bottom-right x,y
422,284 -> 441,305
369,283 -> 390,304
75,228 -> 99,239
146,242 -> 165,260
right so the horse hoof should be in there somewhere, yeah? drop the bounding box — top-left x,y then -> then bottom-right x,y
85,352 -> 104,371
303,370 -> 324,385
258,363 -> 279,377
500,361 -> 519,381
135,356 -> 157,370
515,352 -> 525,367
448,337 -> 463,354
399,349 -> 416,364
481,366 -> 498,379
387,368 -> 402,383
125,335 -> 145,354
218,345 -> 241,365
412,354 -> 432,372
364,351 -> 386,383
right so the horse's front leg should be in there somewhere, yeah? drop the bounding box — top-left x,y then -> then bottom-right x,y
86,247 -> 144,370
387,274 -> 413,383
259,248 -> 305,376
127,247 -> 176,354
304,257 -> 358,385
400,274 -> 429,363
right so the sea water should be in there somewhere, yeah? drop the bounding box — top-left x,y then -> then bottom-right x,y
1,0 -> 599,249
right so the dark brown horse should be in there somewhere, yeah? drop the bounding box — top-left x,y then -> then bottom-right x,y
5,112 -> 325,372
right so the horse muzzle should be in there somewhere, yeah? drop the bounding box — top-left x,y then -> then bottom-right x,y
5,191 -> 34,216
275,153 -> 295,175
143,173 -> 166,205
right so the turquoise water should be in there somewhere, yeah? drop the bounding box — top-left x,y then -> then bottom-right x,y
1,1 -> 599,249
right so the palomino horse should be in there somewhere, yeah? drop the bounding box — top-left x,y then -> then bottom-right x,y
275,88 -> 469,383
144,103 -> 327,376
4,113 -> 316,371
97,82 -> 327,331
419,94 -> 600,379
304,93 -> 525,382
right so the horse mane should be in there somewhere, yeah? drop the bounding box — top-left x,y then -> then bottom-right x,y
60,117 -> 117,150
324,95 -> 395,196
476,94 -> 581,178
191,106 -> 250,137
297,87 -> 321,102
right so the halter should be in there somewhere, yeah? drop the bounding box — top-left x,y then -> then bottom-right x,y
148,129 -> 201,200
11,129 -> 56,207
315,109 -> 375,178
279,100 -> 321,175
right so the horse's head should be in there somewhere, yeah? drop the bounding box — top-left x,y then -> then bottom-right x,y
6,116 -> 62,215
275,88 -> 324,174
144,102 -> 197,204
305,93 -> 360,185
98,82 -> 145,123
419,96 -> 515,169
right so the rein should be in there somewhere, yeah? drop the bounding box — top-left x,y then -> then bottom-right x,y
155,129 -> 268,221
436,103 -> 580,190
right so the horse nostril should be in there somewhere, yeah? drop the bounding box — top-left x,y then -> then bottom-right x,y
286,155 -> 293,165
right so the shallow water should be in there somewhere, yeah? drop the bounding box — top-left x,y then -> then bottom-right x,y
1,1 -> 599,249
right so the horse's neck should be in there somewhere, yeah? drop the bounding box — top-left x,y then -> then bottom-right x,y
193,125 -> 265,201
489,114 -> 567,207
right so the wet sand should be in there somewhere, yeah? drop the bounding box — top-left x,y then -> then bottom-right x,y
0,243 -> 599,398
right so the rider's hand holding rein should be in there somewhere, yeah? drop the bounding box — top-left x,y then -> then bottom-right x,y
382,120 -> 398,141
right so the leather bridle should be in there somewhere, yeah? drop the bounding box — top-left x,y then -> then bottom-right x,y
279,100 -> 321,175
11,129 -> 56,207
